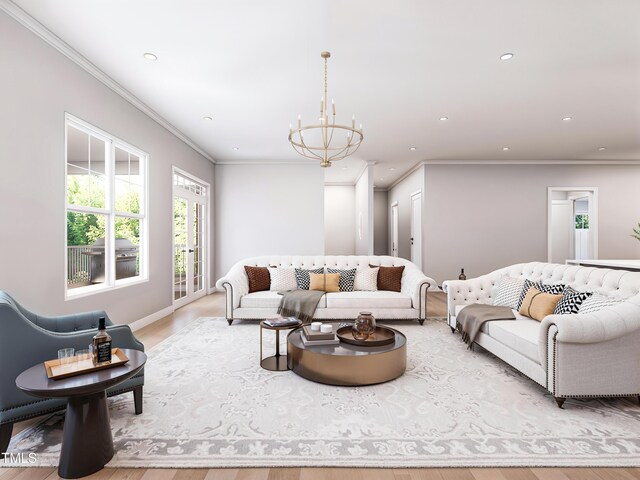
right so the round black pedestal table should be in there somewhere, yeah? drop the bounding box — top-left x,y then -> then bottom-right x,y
15,349 -> 146,479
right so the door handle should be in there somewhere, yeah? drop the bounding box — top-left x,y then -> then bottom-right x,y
410,237 -> 414,245
188,249 -> 194,253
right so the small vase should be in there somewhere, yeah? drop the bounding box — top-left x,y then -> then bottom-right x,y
352,311 -> 376,340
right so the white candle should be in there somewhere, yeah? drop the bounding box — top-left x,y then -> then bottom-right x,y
320,324 -> 332,333
311,322 -> 322,331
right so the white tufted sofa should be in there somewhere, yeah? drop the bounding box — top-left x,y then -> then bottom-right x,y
215,255 -> 436,325
442,262 -> 640,407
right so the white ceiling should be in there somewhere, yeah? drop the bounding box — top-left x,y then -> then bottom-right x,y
10,0 -> 640,187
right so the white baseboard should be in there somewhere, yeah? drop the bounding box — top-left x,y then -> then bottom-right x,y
129,305 -> 174,332
208,286 -> 222,294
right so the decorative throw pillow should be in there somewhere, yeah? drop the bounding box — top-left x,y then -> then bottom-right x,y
309,273 -> 340,292
268,267 -> 297,291
516,279 -> 566,310
354,267 -> 379,291
326,268 -> 356,291
518,287 -> 563,321
494,276 -> 526,309
371,265 -> 404,292
295,267 -> 324,290
244,266 -> 270,293
554,286 -> 593,315
578,293 -> 624,314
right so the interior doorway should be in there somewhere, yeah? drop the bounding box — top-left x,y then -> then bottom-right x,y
410,191 -> 422,270
548,187 -> 598,264
173,168 -> 210,308
391,202 -> 399,257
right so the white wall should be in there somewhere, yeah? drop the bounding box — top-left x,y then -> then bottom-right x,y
324,185 -> 356,255
374,190 -> 389,255
424,164 -> 640,284
214,164 -> 325,279
387,166 -> 425,261
0,11 -> 214,325
354,164 -> 374,255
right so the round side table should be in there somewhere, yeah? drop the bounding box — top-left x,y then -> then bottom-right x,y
259,320 -> 301,371
15,349 -> 146,479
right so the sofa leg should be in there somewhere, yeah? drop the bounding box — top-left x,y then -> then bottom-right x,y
0,422 -> 13,454
450,326 -> 456,334
227,319 -> 233,326
133,386 -> 143,415
418,319 -> 425,326
554,397 -> 566,409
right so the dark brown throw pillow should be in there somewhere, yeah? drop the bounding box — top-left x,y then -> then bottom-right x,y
244,266 -> 270,293
370,265 -> 404,292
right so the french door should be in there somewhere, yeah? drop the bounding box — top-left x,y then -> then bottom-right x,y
173,169 -> 209,308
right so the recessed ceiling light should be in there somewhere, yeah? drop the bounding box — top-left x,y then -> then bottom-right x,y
500,53 -> 514,61
389,167 -> 395,171
562,117 -> 573,121
379,178 -> 384,181
341,167 -> 348,170
502,147 -> 510,151
143,52 -> 157,61
598,147 -> 606,151
439,117 -> 448,121
232,147 -> 239,151
203,116 -> 213,121
409,147 -> 417,151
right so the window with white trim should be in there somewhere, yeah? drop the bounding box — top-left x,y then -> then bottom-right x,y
65,114 -> 148,297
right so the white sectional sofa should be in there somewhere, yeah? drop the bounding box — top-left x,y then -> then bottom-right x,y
215,255 -> 436,325
443,262 -> 640,407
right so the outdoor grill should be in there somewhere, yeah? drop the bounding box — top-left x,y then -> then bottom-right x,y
83,238 -> 138,283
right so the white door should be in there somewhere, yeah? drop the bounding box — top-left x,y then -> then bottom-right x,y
391,203 -> 399,257
410,192 -> 422,270
551,200 -> 574,264
173,170 -> 209,308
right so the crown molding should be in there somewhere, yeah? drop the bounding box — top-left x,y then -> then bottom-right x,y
423,159 -> 640,165
324,182 -> 355,187
215,160 -> 317,166
387,161 -> 427,191
0,0 -> 215,163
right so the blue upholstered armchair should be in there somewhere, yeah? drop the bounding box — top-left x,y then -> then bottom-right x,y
0,291 -> 144,453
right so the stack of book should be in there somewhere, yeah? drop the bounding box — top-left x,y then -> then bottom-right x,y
301,325 -> 339,346
263,317 -> 301,328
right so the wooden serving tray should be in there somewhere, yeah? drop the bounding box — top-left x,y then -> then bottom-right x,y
44,348 -> 129,380
336,326 -> 396,347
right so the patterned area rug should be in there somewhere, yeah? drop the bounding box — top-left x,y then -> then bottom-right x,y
8,317 -> 640,467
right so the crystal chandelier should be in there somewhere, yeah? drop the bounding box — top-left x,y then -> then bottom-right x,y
288,52 -> 364,168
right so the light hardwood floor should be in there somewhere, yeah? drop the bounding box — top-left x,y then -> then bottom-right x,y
2,292 -> 638,480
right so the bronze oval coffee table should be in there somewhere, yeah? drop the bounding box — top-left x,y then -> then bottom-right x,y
287,326 -> 406,386
15,349 -> 146,479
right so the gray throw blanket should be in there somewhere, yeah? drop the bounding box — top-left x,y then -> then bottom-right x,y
457,304 -> 516,348
277,290 -> 325,324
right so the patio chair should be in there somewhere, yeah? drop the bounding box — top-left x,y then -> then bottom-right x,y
0,291 -> 144,453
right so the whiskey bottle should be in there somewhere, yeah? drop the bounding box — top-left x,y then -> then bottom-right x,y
459,268 -> 467,280
92,317 -> 112,366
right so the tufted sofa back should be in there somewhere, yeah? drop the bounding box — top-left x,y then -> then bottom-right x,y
444,262 -> 640,316
233,255 -> 416,271
495,262 -> 640,299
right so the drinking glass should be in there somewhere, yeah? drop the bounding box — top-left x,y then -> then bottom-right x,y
75,349 -> 90,362
58,348 -> 75,365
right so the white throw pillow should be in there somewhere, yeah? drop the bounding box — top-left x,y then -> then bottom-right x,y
494,276 -> 525,309
268,267 -> 297,291
354,267 -> 379,291
578,293 -> 623,314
